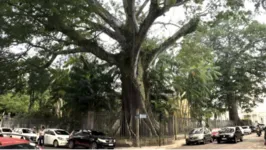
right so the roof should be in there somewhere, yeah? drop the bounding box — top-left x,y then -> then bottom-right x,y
224,127 -> 236,129
0,127 -> 11,129
45,128 -> 65,131
0,137 -> 28,146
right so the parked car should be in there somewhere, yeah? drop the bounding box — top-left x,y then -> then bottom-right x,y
43,128 -> 69,147
68,129 -> 116,149
13,128 -> 37,143
217,127 -> 243,143
0,127 -> 13,137
250,125 -> 256,132
211,128 -> 221,140
186,127 -> 212,145
236,126 -> 244,135
241,126 -> 252,134
0,137 -> 41,149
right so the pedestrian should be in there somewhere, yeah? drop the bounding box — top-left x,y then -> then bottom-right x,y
38,126 -> 45,147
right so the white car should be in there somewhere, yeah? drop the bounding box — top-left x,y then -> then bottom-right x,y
43,128 -> 69,147
236,126 -> 244,135
13,128 -> 37,142
242,126 -> 252,134
0,127 -> 12,137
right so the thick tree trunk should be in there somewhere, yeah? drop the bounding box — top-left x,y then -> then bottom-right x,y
227,93 -> 241,125
28,91 -> 35,112
120,71 -> 140,146
120,60 -> 159,146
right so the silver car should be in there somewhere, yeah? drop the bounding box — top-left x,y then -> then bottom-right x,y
186,127 -> 212,145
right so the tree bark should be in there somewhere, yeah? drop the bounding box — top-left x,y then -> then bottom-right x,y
227,93 -> 241,125
28,90 -> 35,112
119,58 -> 159,146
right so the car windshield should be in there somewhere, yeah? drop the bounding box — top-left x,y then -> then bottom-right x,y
221,128 -> 235,133
22,129 -> 32,133
242,126 -> 247,129
55,130 -> 69,135
189,128 -> 203,134
2,129 -> 12,132
91,131 -> 105,136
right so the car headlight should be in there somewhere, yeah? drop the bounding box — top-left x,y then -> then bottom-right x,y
229,134 -> 234,137
97,138 -> 107,143
58,137 -> 64,140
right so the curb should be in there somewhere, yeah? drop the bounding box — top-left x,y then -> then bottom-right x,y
116,138 -> 186,149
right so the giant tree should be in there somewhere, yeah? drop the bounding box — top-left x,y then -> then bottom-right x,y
0,0 -> 251,145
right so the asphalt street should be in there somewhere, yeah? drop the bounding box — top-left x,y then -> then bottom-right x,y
177,133 -> 265,149
43,133 -> 265,149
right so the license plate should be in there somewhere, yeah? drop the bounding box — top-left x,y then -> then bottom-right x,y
222,138 -> 227,140
109,144 -> 113,146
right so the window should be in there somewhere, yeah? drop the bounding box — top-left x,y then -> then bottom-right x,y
55,130 -> 69,135
2,128 -> 12,132
22,129 -> 32,134
189,128 -> 203,134
221,128 -> 235,133
91,131 -> 105,136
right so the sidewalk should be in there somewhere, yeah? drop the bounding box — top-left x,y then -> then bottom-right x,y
117,137 -> 186,149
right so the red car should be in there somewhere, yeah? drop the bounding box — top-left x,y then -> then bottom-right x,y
211,128 -> 221,140
0,137 -> 41,149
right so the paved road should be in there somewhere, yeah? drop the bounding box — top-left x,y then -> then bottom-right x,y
43,133 -> 265,149
177,133 -> 265,149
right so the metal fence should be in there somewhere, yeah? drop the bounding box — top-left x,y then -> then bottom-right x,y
0,112 -> 234,146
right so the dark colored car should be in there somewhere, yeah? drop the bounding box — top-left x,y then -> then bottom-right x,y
0,137 -> 41,149
217,127 -> 243,143
250,126 -> 256,132
186,127 -> 212,145
68,129 -> 115,149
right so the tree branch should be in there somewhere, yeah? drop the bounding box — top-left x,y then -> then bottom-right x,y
146,17 -> 200,69
53,48 -> 89,55
153,21 -> 181,28
136,0 -> 149,18
88,21 -> 126,44
45,15 -> 117,64
88,0 -> 123,34
42,54 -> 57,68
123,0 -> 139,32
138,1 -> 162,45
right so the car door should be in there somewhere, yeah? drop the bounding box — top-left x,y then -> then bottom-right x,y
44,130 -> 51,145
49,130 -> 56,144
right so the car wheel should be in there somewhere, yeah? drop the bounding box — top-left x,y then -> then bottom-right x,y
202,138 -> 206,144
68,140 -> 75,149
210,138 -> 213,143
186,141 -> 190,145
53,140 -> 59,148
90,142 -> 97,149
217,139 -> 221,144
